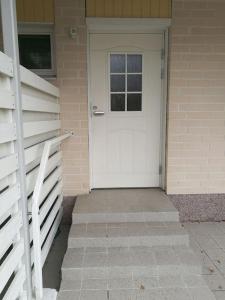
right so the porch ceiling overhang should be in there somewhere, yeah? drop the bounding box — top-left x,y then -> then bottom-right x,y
86,17 -> 171,33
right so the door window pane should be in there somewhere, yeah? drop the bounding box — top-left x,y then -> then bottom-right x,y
110,54 -> 125,73
127,94 -> 142,111
109,53 -> 142,112
127,54 -> 142,73
127,75 -> 142,92
111,75 -> 125,92
111,94 -> 125,111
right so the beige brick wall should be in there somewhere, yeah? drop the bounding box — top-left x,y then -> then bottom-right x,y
55,0 -> 89,196
167,0 -> 225,194
54,0 -> 225,196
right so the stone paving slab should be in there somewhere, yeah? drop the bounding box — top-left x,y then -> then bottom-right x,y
60,274 -> 208,291
73,211 -> 179,224
61,246 -> 202,280
68,222 -> 189,248
184,222 -> 225,299
44,223 -> 225,299
57,286 -> 215,300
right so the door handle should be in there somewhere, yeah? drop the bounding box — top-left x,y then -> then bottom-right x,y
93,111 -> 104,116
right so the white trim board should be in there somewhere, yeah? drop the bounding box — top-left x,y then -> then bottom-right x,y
86,18 -> 171,33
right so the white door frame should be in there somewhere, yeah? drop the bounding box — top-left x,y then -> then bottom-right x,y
86,18 -> 171,191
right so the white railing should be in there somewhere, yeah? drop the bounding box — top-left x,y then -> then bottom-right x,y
0,48 -> 71,299
0,1 -> 73,299
32,133 -> 72,300
0,51 -> 27,300
19,66 -> 72,300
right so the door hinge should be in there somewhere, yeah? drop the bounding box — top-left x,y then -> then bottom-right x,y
159,165 -> 162,175
161,48 -> 165,60
161,68 -> 164,80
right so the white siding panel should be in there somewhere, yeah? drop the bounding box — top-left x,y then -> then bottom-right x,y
0,154 -> 18,180
0,52 -> 13,77
24,142 -> 45,166
30,206 -> 63,266
28,166 -> 62,215
0,48 -> 62,299
23,120 -> 61,138
41,207 -> 63,266
44,151 -> 62,176
0,184 -> 20,220
25,142 -> 59,166
39,180 -> 63,224
22,94 -> 60,113
26,152 -> 62,197
41,166 -> 62,204
3,267 -> 26,300
0,213 -> 22,259
0,123 -> 16,143
24,131 -> 58,149
40,195 -> 63,245
0,241 -> 24,294
20,66 -> 59,97
0,90 -> 15,109
29,182 -> 62,241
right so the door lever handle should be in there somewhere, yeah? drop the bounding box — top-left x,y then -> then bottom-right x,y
93,111 -> 104,116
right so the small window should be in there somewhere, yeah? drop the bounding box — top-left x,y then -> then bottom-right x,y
18,24 -> 55,77
110,54 -> 142,112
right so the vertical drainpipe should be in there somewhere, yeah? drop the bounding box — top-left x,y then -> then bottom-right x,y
0,0 -> 33,299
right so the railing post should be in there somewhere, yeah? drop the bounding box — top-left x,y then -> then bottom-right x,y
31,133 -> 72,299
0,0 -> 33,299
32,143 -> 51,300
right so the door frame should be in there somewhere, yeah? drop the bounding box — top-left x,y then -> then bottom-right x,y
86,18 -> 171,191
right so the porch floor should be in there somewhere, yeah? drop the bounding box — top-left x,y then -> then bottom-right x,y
56,189 -> 217,300
73,188 -> 179,224
74,189 -> 177,213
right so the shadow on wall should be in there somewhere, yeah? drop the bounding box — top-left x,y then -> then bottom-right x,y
42,196 -> 76,290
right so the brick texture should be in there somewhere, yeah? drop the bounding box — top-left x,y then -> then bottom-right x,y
54,0 -> 89,196
167,0 -> 225,194
2,0 -> 222,197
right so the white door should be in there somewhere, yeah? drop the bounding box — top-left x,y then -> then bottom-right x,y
90,33 -> 163,188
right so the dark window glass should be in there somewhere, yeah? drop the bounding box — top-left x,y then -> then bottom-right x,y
127,94 -> 142,111
127,54 -> 142,73
127,75 -> 142,92
18,34 -> 52,69
110,54 -> 125,73
111,94 -> 125,111
111,75 -> 125,92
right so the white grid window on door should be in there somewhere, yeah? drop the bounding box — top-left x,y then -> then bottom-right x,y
110,54 -> 142,112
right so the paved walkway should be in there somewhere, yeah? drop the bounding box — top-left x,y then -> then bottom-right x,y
44,189 -> 225,300
56,190 -> 217,299
184,222 -> 225,300
43,222 -> 225,299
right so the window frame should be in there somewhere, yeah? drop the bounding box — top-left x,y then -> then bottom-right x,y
18,23 -> 56,78
108,52 -> 143,113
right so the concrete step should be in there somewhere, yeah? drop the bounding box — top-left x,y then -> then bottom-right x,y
68,222 -> 189,248
73,211 -> 179,224
59,273 -> 208,292
73,189 -> 179,224
58,285 -> 216,300
61,246 -> 202,281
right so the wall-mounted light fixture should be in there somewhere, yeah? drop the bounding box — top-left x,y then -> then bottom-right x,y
69,27 -> 77,39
